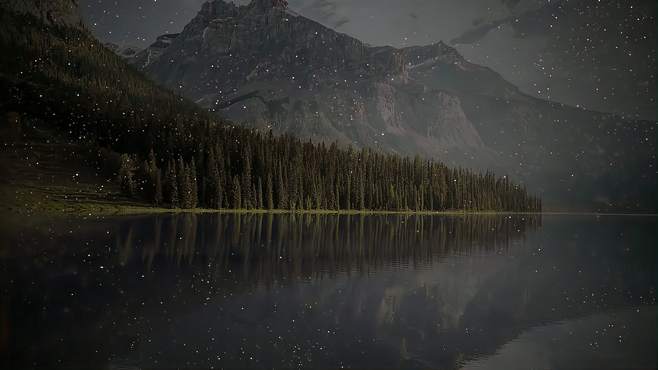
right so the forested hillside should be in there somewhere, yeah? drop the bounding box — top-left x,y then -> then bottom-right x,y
0,7 -> 540,213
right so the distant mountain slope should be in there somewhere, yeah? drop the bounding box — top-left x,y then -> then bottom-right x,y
133,0 -> 655,211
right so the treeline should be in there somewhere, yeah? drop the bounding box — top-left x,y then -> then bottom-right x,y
0,9 -> 541,212
121,131 -> 541,211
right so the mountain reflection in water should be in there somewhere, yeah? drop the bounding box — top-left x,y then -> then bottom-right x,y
1,214 -> 655,369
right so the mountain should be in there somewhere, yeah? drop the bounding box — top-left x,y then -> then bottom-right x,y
452,0 -> 656,121
132,0 -> 655,211
0,0 -> 539,214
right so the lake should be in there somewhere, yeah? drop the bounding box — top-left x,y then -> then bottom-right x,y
1,213 -> 656,369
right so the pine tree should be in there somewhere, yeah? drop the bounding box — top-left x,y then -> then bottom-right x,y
277,166 -> 287,209
174,158 -> 195,209
358,175 -> 365,210
176,158 -> 187,208
256,177 -> 264,209
241,147 -> 252,209
266,172 -> 274,210
190,159 -> 198,209
204,149 -> 221,208
232,176 -> 242,209
154,168 -> 163,206
165,160 -> 179,208
118,153 -> 137,197
145,149 -> 162,205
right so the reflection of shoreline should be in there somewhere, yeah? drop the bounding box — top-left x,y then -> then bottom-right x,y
4,200 -> 653,220
118,213 -> 542,283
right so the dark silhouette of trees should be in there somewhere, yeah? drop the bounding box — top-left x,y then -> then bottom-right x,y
128,129 -> 540,211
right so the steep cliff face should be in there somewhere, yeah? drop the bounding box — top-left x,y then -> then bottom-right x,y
134,0 -> 655,210
2,0 -> 82,27
133,34 -> 178,68
134,0 -> 489,158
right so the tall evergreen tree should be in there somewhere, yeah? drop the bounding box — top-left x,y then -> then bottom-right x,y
277,166 -> 288,209
190,159 -> 198,209
117,154 -> 136,197
266,172 -> 274,210
232,176 -> 242,209
256,177 -> 264,209
205,149 -> 221,208
154,168 -> 163,206
165,160 -> 179,208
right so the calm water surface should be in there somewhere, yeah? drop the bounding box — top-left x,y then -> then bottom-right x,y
1,214 -> 656,369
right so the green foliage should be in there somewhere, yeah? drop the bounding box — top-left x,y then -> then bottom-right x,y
117,154 -> 137,197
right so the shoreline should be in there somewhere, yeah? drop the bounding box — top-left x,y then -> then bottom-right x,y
2,197 -> 655,218
1,182 -> 654,219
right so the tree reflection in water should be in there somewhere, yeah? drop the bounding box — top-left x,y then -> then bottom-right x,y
117,213 -> 541,282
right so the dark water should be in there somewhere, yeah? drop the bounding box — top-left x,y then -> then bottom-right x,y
0,213 -> 656,369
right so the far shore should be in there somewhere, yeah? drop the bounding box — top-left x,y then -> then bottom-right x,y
2,195 -> 655,218
93,206 -> 658,217
1,181 -> 654,218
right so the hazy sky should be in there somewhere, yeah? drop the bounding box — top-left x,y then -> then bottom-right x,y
80,0 -> 539,48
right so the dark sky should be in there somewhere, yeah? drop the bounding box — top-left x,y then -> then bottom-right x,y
80,0 -> 656,119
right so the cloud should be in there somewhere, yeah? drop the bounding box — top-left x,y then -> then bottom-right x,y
451,17 -> 510,45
